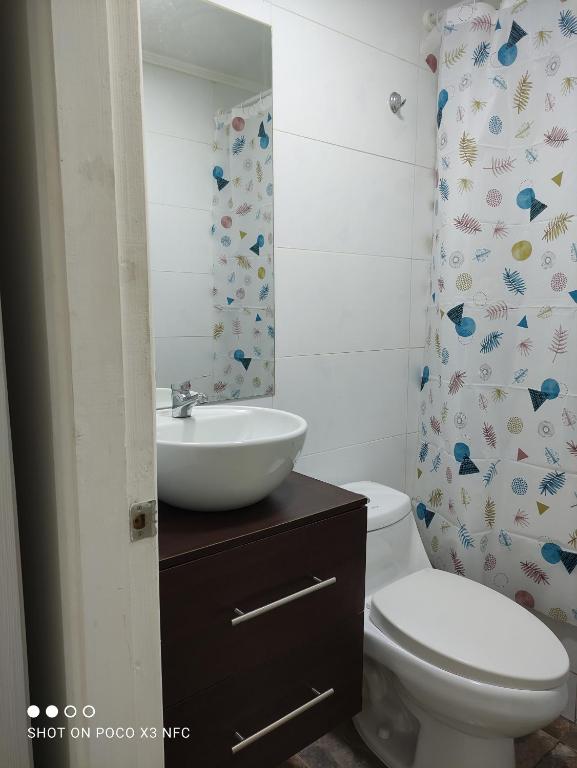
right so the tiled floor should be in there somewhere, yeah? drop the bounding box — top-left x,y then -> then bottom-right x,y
280,717 -> 577,768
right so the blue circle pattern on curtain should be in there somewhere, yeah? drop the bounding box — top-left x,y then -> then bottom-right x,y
416,0 -> 577,626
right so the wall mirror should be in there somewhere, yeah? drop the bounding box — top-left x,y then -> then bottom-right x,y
140,0 -> 274,404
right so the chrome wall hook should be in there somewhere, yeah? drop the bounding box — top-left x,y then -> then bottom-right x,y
389,92 -> 406,114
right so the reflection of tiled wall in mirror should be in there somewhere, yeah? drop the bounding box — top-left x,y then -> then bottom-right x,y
143,61 -> 264,393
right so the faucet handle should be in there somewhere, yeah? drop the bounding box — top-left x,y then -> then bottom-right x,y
171,381 -> 209,417
171,380 -> 192,396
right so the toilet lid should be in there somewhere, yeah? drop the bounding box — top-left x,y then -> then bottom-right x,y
370,569 -> 569,691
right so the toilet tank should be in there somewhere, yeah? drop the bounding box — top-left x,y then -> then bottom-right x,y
341,481 -> 431,597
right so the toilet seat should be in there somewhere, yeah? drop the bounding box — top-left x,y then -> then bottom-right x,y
370,568 -> 568,691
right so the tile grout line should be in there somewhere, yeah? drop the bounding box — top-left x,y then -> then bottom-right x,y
268,1 -> 429,71
275,127 -> 434,171
148,201 -> 211,213
145,129 -> 212,147
298,431 -> 408,460
276,245 -> 419,261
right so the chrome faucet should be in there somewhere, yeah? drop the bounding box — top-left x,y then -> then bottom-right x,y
171,380 -> 209,418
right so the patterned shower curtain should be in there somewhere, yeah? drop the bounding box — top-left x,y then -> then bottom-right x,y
210,95 -> 274,400
415,0 -> 577,626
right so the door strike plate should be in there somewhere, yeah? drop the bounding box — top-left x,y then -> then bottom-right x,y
129,500 -> 157,542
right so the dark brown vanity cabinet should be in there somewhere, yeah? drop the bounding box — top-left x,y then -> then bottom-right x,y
158,472 -> 367,768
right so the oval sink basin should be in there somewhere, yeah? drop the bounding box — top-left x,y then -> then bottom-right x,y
156,406 -> 307,511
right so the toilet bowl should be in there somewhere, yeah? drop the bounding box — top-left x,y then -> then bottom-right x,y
341,481 -> 570,768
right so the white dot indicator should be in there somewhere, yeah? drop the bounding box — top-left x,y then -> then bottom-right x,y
83,705 -> 95,718
27,705 -> 40,718
64,705 -> 77,718
46,705 -> 59,718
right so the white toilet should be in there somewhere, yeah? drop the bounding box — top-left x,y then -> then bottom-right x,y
341,481 -> 570,768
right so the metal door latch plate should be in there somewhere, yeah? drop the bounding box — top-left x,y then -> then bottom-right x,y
129,500 -> 157,541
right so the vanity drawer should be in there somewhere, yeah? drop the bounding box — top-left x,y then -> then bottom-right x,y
163,614 -> 363,768
160,507 -> 366,706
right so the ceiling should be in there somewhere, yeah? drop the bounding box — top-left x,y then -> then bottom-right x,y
140,0 -> 272,88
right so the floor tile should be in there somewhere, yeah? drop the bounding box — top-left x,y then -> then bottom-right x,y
515,730 -> 559,768
296,741 -> 341,768
545,718 -> 577,752
278,756 -> 310,768
308,729 -> 382,768
285,716 -> 577,768
536,743 -> 577,768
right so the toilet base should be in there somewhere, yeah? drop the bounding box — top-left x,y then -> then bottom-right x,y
354,662 -> 515,768
355,706 -> 514,768
410,702 -> 514,768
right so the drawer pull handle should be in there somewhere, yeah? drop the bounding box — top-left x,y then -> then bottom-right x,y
231,686 -> 334,754
231,576 -> 336,626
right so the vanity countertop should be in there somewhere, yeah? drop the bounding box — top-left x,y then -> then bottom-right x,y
158,471 -> 366,570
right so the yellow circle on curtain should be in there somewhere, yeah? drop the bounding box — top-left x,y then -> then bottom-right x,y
507,416 -> 524,434
512,240 -> 532,261
257,266 -> 266,279
549,607 -> 568,623
456,273 -> 473,291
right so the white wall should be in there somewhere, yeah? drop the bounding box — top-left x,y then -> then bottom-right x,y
143,63 -> 256,388
267,0 -> 443,493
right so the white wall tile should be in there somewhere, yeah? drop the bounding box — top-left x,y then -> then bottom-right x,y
144,131 -> 212,210
272,7 -> 417,163
412,165 -> 435,260
296,434 -> 406,490
142,63 -> 214,142
275,131 -> 414,258
275,249 -> 410,356
148,204 -> 212,273
409,259 -> 430,348
272,0 -> 467,69
270,0 -> 423,66
416,67 -> 437,169
151,271 -> 212,338
275,349 -> 408,455
154,337 -> 213,387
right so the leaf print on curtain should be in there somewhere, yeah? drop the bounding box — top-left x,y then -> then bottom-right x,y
211,93 -> 274,401
415,0 -> 577,626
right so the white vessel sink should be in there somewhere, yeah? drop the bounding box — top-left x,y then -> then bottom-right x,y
156,406 -> 307,511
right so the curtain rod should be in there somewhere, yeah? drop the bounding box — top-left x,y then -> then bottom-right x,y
235,88 -> 272,110
217,88 -> 272,117
423,1 -> 501,29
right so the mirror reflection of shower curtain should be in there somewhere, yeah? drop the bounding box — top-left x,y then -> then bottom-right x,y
415,1 -> 577,625
210,93 -> 274,400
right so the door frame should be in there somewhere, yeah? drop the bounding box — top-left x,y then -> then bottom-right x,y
2,1 -> 163,765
